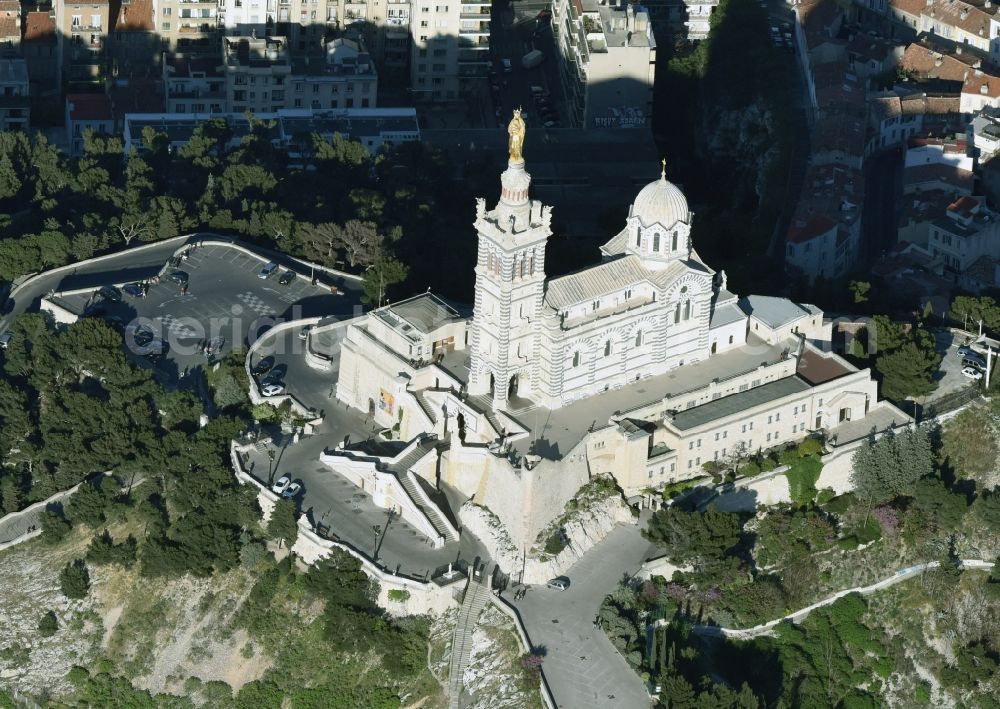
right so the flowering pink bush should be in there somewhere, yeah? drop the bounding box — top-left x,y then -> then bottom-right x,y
665,583 -> 688,601
699,586 -> 722,604
873,505 -> 899,535
520,653 -> 544,670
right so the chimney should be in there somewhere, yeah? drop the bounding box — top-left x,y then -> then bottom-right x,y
982,83 -> 990,94
961,8 -> 969,19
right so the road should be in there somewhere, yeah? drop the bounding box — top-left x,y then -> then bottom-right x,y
503,522 -> 658,709
690,559 -> 995,639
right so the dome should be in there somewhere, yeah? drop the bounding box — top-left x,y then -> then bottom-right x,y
630,170 -> 689,229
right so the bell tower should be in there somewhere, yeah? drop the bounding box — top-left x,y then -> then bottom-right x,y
468,110 -> 552,411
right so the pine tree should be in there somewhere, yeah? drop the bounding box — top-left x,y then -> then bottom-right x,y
0,152 -> 21,200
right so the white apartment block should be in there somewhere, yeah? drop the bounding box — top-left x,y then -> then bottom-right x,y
163,53 -> 225,113
409,0 -> 490,100
927,195 -> 1000,275
156,0 -> 218,51
553,0 -> 656,128
221,34 -> 376,113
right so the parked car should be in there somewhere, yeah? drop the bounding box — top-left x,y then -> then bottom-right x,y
99,285 -> 122,302
123,282 -> 145,298
962,366 -> 983,380
281,482 -> 302,499
962,357 -> 986,371
205,336 -> 226,357
168,270 -> 189,286
299,325 -> 313,341
126,324 -> 155,348
546,576 -> 570,591
262,382 -> 285,396
501,58 -> 513,73
258,262 -> 279,279
279,270 -> 296,285
252,355 -> 275,375
271,475 -> 291,494
0,331 -> 13,349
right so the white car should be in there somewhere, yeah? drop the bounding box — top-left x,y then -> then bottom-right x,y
258,262 -> 279,279
281,482 -> 302,499
298,325 -> 313,341
962,366 -> 983,380
262,382 -> 285,396
271,475 -> 291,494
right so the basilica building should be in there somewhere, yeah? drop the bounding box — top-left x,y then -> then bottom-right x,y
329,114 -> 908,552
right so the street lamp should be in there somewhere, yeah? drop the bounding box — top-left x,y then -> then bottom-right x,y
372,524 -> 382,561
267,448 -> 276,483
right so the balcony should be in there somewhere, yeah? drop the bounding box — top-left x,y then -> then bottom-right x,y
70,24 -> 103,33
459,22 -> 490,35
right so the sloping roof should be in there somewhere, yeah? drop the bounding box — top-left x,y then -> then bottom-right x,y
670,376 -> 812,431
599,229 -> 628,257
900,44 -> 974,83
738,295 -> 816,328
709,302 -> 747,329
67,93 -> 113,121
787,214 -> 838,243
923,0 -> 993,37
544,256 -> 653,310
871,95 -> 902,122
22,11 -> 55,43
963,70 -> 1000,98
0,14 -> 17,39
899,94 -> 961,115
890,0 -> 926,17
115,0 -> 153,31
904,163 -> 974,190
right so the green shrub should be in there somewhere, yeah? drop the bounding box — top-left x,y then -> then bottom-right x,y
543,530 -> 568,555
797,437 -> 823,458
387,589 -> 411,602
38,610 -> 58,637
785,456 -> 823,506
823,492 -> 857,515
59,559 -> 91,599
852,517 -> 882,545
65,479 -> 109,527
39,508 -> 72,545
760,456 -> 777,473
86,530 -> 137,568
815,488 -> 836,506
739,460 -> 762,477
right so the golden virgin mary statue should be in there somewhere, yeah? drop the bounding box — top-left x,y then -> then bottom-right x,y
508,109 -> 526,164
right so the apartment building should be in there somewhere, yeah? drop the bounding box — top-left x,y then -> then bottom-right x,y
163,53 -> 225,113
65,93 -> 114,155
221,34 -> 376,113
122,106 -> 420,154
552,0 -> 655,128
110,0 -> 157,68
0,59 -> 29,131
217,0 -> 336,49
0,1 -> 19,57
56,0 -> 111,88
222,34 -> 291,113
785,163 -> 864,283
21,11 -> 59,91
158,0 -> 218,51
409,0 -> 490,100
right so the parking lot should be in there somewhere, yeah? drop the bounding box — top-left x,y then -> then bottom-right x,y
50,243 -> 361,385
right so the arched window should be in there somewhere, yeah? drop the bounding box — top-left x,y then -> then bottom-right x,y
604,340 -> 612,357
674,303 -> 681,324
572,351 -> 580,367
672,232 -> 678,250
635,330 -> 643,347
527,255 -> 533,275
519,258 -> 526,278
684,299 -> 691,321
653,233 -> 660,252
487,252 -> 493,271
635,230 -> 641,247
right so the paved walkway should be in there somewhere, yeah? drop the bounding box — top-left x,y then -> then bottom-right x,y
504,523 -> 658,709
0,484 -> 82,548
689,559 -> 995,640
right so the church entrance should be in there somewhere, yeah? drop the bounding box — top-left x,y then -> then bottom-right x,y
508,374 -> 518,399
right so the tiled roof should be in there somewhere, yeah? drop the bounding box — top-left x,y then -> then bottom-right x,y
0,15 -> 17,39
871,95 -> 902,122
67,93 -> 114,122
787,215 -> 838,243
922,0 -> 993,38
847,33 -> 895,63
948,194 -> 980,215
669,376 -> 812,431
900,44 -> 974,82
963,254 -> 998,283
890,0 -> 927,17
115,0 -> 153,31
963,70 -> 1000,97
899,94 -> 961,115
904,163 -> 974,190
23,11 -> 55,43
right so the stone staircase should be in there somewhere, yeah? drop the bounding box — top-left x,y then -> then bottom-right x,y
448,567 -> 493,709
397,470 -> 459,543
412,389 -> 438,425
